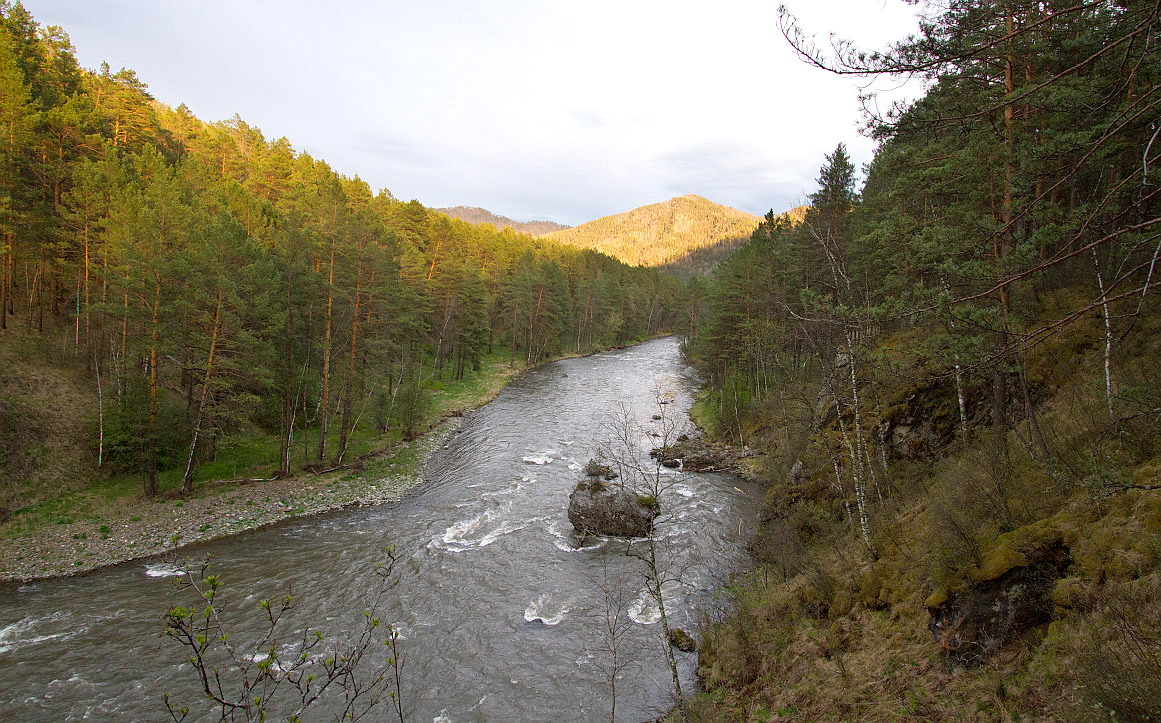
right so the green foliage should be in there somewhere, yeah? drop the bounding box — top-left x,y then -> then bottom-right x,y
0,1 -> 687,509
162,545 -> 408,722
682,0 -> 1161,717
636,494 -> 658,510
388,374 -> 428,441
99,376 -> 187,475
584,458 -> 613,479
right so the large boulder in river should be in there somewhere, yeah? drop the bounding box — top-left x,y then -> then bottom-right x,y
568,480 -> 658,538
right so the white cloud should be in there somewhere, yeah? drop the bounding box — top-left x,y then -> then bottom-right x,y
23,0 -> 922,225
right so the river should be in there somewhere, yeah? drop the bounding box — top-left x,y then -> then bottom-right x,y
0,337 -> 762,721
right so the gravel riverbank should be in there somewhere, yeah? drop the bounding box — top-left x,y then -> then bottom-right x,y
0,418 -> 462,583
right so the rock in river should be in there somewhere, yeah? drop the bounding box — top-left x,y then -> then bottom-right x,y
668,628 -> 697,652
568,480 -> 659,538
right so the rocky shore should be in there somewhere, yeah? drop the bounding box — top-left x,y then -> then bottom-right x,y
0,418 -> 462,583
650,433 -> 761,482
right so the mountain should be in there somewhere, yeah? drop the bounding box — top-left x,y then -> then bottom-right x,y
437,206 -> 570,236
655,205 -> 809,279
542,195 -> 761,270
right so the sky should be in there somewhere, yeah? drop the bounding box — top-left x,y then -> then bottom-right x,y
20,0 -> 923,226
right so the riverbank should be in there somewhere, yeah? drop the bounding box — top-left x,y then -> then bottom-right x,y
0,417 -> 466,584
0,347 -> 522,583
655,436 -> 763,483
0,339 -> 660,583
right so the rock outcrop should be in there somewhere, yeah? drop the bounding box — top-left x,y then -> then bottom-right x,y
567,480 -> 658,538
926,538 -> 1070,665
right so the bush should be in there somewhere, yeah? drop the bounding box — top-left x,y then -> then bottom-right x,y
100,379 -> 189,475
1071,575 -> 1161,721
584,458 -> 614,479
393,377 -> 430,440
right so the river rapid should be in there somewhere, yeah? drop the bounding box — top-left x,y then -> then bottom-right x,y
0,337 -> 762,721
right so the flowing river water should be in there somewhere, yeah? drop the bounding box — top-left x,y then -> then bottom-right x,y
0,337 -> 762,721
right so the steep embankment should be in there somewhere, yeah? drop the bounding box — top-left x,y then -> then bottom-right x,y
0,330 -> 99,521
544,194 -> 761,270
681,314 -> 1161,721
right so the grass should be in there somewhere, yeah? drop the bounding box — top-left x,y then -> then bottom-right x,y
1,341 -> 536,541
425,346 -> 530,414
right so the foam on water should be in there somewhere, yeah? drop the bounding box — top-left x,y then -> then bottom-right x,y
430,503 -> 527,552
247,651 -> 286,674
481,482 -> 523,500
524,594 -> 571,626
546,520 -> 605,553
0,612 -> 76,655
143,561 -> 186,578
628,590 -> 661,625
522,447 -> 559,465
478,519 -> 525,547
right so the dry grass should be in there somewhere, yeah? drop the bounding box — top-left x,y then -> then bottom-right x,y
0,327 -> 99,510
683,313 -> 1161,722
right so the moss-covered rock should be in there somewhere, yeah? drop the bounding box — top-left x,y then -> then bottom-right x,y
928,529 -> 1071,665
1051,576 -> 1096,615
968,543 -> 1029,583
668,627 -> 697,652
1072,490 -> 1161,582
858,569 -> 885,608
567,480 -> 658,538
924,588 -> 950,610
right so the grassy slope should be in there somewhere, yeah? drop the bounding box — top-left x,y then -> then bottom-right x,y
682,296 -> 1161,721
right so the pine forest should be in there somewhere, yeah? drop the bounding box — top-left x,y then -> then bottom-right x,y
2,0 -> 1161,721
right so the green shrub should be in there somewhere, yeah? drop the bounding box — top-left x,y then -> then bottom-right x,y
584,458 -> 613,479
1071,575 -> 1161,720
99,376 -> 188,474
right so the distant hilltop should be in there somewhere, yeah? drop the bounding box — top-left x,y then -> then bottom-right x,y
543,195 -> 762,271
436,206 -> 570,236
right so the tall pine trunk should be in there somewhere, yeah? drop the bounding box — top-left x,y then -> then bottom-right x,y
338,258 -> 362,464
146,276 -> 160,498
317,239 -> 336,462
182,289 -> 222,494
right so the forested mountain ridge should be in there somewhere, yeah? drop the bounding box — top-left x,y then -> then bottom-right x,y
544,194 -> 761,270
679,1 -> 1161,719
0,1 -> 685,515
655,204 -> 808,280
436,205 -> 570,236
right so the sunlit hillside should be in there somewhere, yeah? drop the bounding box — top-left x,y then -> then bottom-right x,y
544,195 -> 761,269
436,206 -> 570,236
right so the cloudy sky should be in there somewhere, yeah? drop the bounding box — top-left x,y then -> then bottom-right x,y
22,0 -> 922,225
